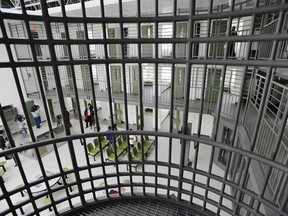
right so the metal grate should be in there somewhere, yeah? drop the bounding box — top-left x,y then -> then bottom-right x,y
0,0 -> 288,216
65,200 -> 202,216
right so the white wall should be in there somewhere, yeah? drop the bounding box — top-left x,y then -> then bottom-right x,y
0,70 -> 27,125
187,112 -> 213,137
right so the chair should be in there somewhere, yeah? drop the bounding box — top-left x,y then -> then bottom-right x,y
62,167 -> 69,179
42,196 -> 52,212
15,201 -> 25,215
132,147 -> 143,160
16,184 -> 25,197
106,146 -> 125,162
121,135 -> 128,142
0,161 -> 7,172
87,143 -> 100,161
123,179 -> 130,184
0,171 -> 5,183
93,138 -> 99,149
65,178 -> 74,192
99,136 -> 110,149
106,147 -> 115,161
117,138 -> 127,150
136,142 -> 149,157
144,135 -> 155,146
126,152 -> 139,171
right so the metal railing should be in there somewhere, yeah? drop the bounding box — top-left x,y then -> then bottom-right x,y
0,131 -> 288,216
0,0 -> 288,215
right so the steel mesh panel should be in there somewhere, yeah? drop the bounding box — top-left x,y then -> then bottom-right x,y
67,200 -> 199,216
0,0 -> 288,216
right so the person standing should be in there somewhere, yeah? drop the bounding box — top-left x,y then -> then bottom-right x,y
106,126 -> 113,144
84,103 -> 94,129
31,105 -> 41,128
15,114 -> 27,134
65,107 -> 72,127
228,26 -> 237,58
0,130 -> 7,150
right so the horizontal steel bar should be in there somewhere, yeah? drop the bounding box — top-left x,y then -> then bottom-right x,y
1,130 -> 288,174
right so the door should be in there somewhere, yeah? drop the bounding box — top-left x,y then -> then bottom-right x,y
141,25 -> 153,57
25,100 -> 36,127
205,68 -> 222,102
111,65 -> 122,93
61,32 -> 69,59
108,28 -> 117,58
210,20 -> 227,58
174,66 -> 185,99
114,103 -> 122,124
31,31 -> 42,58
176,22 -> 187,58
132,66 -> 139,95
66,65 -> 74,90
81,65 -> 91,91
172,110 -> 180,133
76,31 -> 90,91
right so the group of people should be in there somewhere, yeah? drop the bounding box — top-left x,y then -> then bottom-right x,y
84,103 -> 95,129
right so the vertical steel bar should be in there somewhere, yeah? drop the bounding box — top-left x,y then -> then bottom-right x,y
0,11 -> 39,214
118,0 -> 133,193
136,0 -> 146,195
177,0 -> 195,202
79,0 -> 99,201
167,0 -> 177,199
154,0 -> 159,197
216,1 -> 258,213
39,0 -> 86,205
0,104 -> 23,216
80,0 -> 100,133
99,0 -> 121,196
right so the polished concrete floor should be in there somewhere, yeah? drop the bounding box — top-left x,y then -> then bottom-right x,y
0,112 -> 232,216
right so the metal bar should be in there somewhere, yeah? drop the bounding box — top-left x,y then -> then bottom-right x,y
137,0 -> 146,196
167,0 -> 177,200
118,0 -> 133,194
255,98 -> 288,214
81,22 -> 101,133
79,0 -> 98,202
234,7 -> 286,215
154,0 -> 159,198
99,0 -> 121,197
97,0 -> 109,196
39,0 -> 86,206
177,0 -> 195,202
216,0 -> 257,212
0,12 -> 39,215
3,57 -> 288,68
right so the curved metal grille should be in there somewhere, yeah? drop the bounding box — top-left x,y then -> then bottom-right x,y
63,199 -> 203,216
0,0 -> 288,216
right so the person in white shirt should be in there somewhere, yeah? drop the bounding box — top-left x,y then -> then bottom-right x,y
31,105 -> 41,128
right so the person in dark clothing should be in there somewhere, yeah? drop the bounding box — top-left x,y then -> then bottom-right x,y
228,26 -> 237,58
0,130 -> 7,150
113,124 -> 118,131
84,103 -> 94,129
106,126 -> 113,143
65,107 -> 72,127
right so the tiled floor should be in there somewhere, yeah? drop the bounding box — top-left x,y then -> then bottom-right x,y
0,112 -> 232,216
